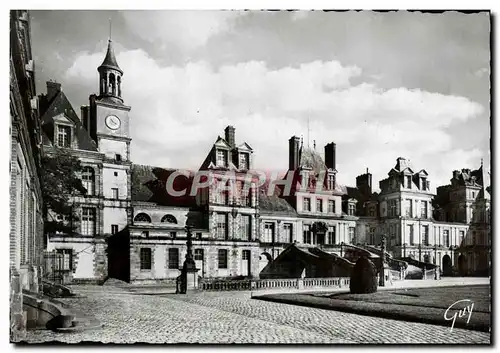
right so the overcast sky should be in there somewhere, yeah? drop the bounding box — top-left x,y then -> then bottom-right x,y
30,10 -> 491,192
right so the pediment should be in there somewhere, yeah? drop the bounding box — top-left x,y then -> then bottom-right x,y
214,136 -> 231,149
416,169 -> 429,176
237,142 -> 253,151
53,113 -> 74,125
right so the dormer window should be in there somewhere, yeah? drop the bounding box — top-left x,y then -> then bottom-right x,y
327,174 -> 335,190
348,203 -> 356,216
57,125 -> 71,147
239,153 -> 248,170
421,178 -> 427,191
216,150 -> 227,167
406,175 -> 412,189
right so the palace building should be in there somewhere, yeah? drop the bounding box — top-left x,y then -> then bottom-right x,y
41,37 -> 491,284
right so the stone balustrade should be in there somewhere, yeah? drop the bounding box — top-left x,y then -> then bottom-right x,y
200,277 -> 351,292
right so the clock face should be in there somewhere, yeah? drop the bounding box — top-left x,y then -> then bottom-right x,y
105,115 -> 121,130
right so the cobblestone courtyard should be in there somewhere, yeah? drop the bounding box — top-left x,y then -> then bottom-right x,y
21,283 -> 490,344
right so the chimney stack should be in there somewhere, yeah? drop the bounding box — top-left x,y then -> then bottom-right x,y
224,125 -> 235,148
81,105 -> 89,129
289,136 -> 301,170
46,80 -> 61,102
324,142 -> 336,170
356,169 -> 372,196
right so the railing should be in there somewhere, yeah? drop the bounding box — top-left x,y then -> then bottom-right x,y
424,269 -> 437,280
390,270 -> 403,281
200,277 -> 351,292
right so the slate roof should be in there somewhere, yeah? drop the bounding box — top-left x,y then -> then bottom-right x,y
299,147 -> 327,174
258,193 -> 297,215
39,90 -> 98,152
98,40 -> 122,74
131,164 -> 197,207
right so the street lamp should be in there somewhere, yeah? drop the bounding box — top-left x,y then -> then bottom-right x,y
434,242 -> 438,280
379,234 -> 386,287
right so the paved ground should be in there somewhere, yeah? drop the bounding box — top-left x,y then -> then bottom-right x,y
21,280 -> 490,344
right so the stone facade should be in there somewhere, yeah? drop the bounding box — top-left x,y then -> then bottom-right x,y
10,10 -> 45,340
41,32 -> 491,284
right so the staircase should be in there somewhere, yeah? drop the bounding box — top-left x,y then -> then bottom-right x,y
360,245 -> 409,271
22,289 -> 102,332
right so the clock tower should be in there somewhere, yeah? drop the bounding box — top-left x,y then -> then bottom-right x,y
84,38 -> 132,240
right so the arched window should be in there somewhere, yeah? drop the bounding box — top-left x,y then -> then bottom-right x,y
81,166 -> 95,196
161,214 -> 178,224
109,73 -> 116,95
134,213 -> 151,223
117,76 -> 121,96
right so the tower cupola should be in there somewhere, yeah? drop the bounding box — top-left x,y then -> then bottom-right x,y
97,39 -> 123,102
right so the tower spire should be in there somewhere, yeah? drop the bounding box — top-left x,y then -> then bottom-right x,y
307,117 -> 310,148
109,18 -> 112,41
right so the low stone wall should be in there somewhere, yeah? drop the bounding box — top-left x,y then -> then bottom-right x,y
200,277 -> 351,292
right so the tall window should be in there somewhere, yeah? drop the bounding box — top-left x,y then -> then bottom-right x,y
111,188 -> 119,199
421,178 -> 427,191
348,227 -> 356,243
140,248 -> 152,270
81,207 -> 96,235
242,187 -> 251,207
348,203 -> 356,216
421,201 -> 428,218
405,199 -> 413,217
216,181 -> 230,205
218,249 -> 228,269
81,167 -> 95,196
328,174 -> 335,190
168,248 -> 179,269
303,224 -> 312,244
57,125 -> 71,147
408,224 -> 414,245
406,175 -> 412,189
303,197 -> 311,211
216,213 -> 227,240
328,200 -> 335,213
443,230 -> 450,247
388,199 -> 397,217
239,153 -> 248,170
216,150 -> 227,167
422,225 -> 429,246
242,215 -> 251,240
459,230 -> 465,246
327,226 -> 336,244
283,223 -> 293,243
316,199 -> 323,213
262,222 -> 275,243
369,227 -> 376,244
238,181 -> 251,206
57,249 -> 73,271
111,224 -> 118,234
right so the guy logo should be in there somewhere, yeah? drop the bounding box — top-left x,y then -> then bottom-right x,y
444,299 -> 474,333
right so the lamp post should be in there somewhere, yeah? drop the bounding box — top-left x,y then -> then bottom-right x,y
418,218 -> 422,262
177,225 -> 198,294
379,234 -> 386,287
434,242 -> 438,280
